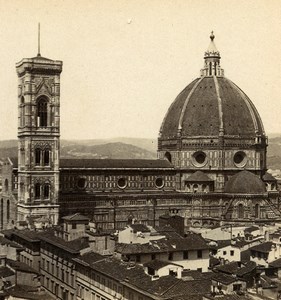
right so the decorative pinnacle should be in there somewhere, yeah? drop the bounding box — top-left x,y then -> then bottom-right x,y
210,31 -> 215,41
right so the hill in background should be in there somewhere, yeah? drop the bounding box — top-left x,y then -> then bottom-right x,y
0,135 -> 281,172
0,138 -> 157,160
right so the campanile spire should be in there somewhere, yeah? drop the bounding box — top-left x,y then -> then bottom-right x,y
200,31 -> 224,77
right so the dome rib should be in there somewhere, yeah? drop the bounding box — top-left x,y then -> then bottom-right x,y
159,79 -> 198,137
159,76 -> 266,140
227,79 -> 265,135
178,77 -> 204,135
213,76 -> 224,136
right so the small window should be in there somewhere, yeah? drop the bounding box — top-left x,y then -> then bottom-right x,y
223,251 -> 227,255
35,148 -> 41,165
192,151 -> 207,166
44,184 -> 50,199
7,200 -> 10,221
37,98 -> 48,127
117,178 -> 127,189
197,250 -> 202,258
168,252 -> 173,260
35,183 -> 41,199
155,177 -> 164,188
77,177 -> 87,189
230,250 -> 234,256
4,179 -> 8,192
183,251 -> 188,259
233,151 -> 247,167
72,223 -> 77,229
44,150 -> 50,166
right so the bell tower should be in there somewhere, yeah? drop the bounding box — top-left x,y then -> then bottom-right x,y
16,41 -> 62,225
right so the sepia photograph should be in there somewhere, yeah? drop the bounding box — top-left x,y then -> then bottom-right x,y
0,0 -> 281,299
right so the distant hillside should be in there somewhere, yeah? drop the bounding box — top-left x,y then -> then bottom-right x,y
61,142 -> 156,159
0,139 -> 157,160
267,136 -> 281,170
1,136 -> 281,169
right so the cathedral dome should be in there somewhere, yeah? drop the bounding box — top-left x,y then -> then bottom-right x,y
224,170 -> 266,194
159,33 -> 265,142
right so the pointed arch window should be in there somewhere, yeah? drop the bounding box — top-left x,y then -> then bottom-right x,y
35,148 -> 41,165
44,184 -> 50,199
7,200 -> 10,221
35,183 -> 41,199
4,179 -> 8,192
44,149 -> 50,166
37,98 -> 48,127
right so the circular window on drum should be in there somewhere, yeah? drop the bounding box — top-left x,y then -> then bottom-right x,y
233,151 -> 247,167
77,177 -> 87,190
117,177 -> 127,189
192,151 -> 207,167
155,177 -> 164,189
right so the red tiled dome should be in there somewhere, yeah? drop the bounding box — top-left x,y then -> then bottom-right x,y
159,76 -> 265,140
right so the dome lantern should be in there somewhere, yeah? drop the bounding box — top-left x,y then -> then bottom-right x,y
200,31 -> 224,77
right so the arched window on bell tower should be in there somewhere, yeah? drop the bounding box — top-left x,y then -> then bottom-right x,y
37,97 -> 48,127
35,183 -> 41,199
7,200 -> 10,222
44,149 -> 50,166
44,184 -> 50,199
35,148 -> 41,165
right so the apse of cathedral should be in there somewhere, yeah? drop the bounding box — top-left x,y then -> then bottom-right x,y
1,32 -> 280,230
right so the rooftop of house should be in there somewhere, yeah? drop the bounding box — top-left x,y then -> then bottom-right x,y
269,257 -> 281,268
129,223 -> 151,233
73,251 -> 105,266
162,279 -> 211,299
0,236 -> 23,249
0,266 -> 15,278
6,284 -> 54,300
244,226 -> 260,234
40,231 -> 89,254
2,230 -> 41,243
7,259 -> 40,275
211,272 -> 239,285
75,255 -> 211,298
214,261 -> 256,277
116,233 -> 208,254
260,274 -> 278,289
62,213 -> 89,222
249,241 -> 274,253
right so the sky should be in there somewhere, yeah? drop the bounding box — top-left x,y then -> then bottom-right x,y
0,0 -> 281,140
